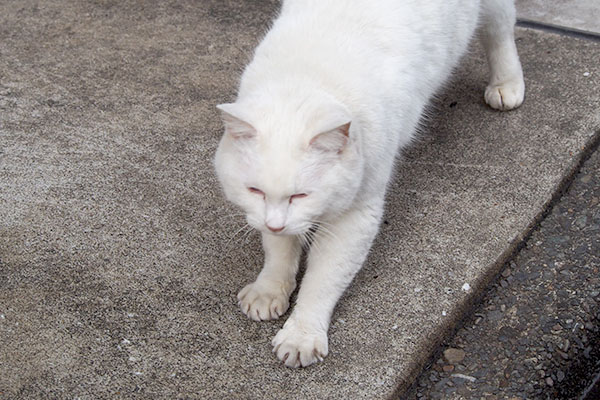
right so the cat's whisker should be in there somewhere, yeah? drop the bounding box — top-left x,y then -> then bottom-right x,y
241,225 -> 257,246
310,219 -> 335,229
297,228 -> 311,250
308,219 -> 336,233
303,227 -> 327,257
225,223 -> 251,248
301,230 -> 315,254
298,232 -> 310,250
307,220 -> 342,248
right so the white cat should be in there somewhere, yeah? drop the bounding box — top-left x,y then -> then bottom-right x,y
214,0 -> 524,368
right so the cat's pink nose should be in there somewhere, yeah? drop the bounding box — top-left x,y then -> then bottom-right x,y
266,224 -> 284,233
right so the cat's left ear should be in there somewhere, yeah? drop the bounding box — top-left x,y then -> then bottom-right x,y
309,121 -> 351,154
216,103 -> 256,140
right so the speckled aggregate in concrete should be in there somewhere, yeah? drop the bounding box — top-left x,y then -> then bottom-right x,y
1,1 -> 599,399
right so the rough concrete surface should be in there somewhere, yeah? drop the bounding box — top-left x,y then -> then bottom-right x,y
1,1 -> 599,399
516,0 -> 600,34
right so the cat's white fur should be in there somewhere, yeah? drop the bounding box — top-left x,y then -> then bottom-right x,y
214,0 -> 524,367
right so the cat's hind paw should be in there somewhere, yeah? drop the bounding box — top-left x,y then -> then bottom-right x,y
272,319 -> 328,368
237,280 -> 291,321
484,79 -> 525,111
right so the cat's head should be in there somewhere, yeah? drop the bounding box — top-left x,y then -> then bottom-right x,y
214,93 -> 363,236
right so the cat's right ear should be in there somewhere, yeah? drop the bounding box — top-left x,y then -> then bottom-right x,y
309,121 -> 351,154
216,103 -> 256,140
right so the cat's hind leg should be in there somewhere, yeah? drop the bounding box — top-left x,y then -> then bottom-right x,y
238,233 -> 301,321
480,0 -> 525,110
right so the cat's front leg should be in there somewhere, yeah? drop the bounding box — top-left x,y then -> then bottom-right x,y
272,201 -> 383,367
238,233 -> 301,321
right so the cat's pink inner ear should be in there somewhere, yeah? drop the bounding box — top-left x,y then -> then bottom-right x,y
309,122 -> 351,153
216,104 -> 256,140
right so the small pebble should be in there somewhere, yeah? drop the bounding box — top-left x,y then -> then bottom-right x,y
443,348 -> 466,364
443,365 -> 455,373
537,370 -> 546,378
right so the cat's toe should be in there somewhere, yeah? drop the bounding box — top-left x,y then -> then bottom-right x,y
237,281 -> 290,321
272,320 -> 328,368
484,79 -> 524,111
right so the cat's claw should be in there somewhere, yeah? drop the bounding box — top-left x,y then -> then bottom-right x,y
271,319 -> 328,368
237,280 -> 291,321
484,79 -> 524,111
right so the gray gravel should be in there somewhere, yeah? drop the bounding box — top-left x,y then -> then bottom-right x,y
405,144 -> 600,399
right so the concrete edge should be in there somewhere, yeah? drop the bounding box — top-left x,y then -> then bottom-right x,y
392,127 -> 600,399
517,18 -> 600,42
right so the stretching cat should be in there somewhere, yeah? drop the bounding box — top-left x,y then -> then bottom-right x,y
214,0 -> 524,368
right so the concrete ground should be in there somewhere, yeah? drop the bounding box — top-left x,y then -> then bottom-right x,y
516,0 -> 600,34
1,1 -> 599,399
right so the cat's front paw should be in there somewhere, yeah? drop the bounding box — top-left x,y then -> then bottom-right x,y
237,280 -> 292,321
484,79 -> 525,111
272,318 -> 328,368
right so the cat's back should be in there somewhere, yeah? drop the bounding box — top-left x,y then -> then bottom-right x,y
239,0 -> 480,102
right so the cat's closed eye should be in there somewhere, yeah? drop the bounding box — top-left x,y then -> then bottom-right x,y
247,187 -> 307,203
248,187 -> 264,196
289,193 -> 307,203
